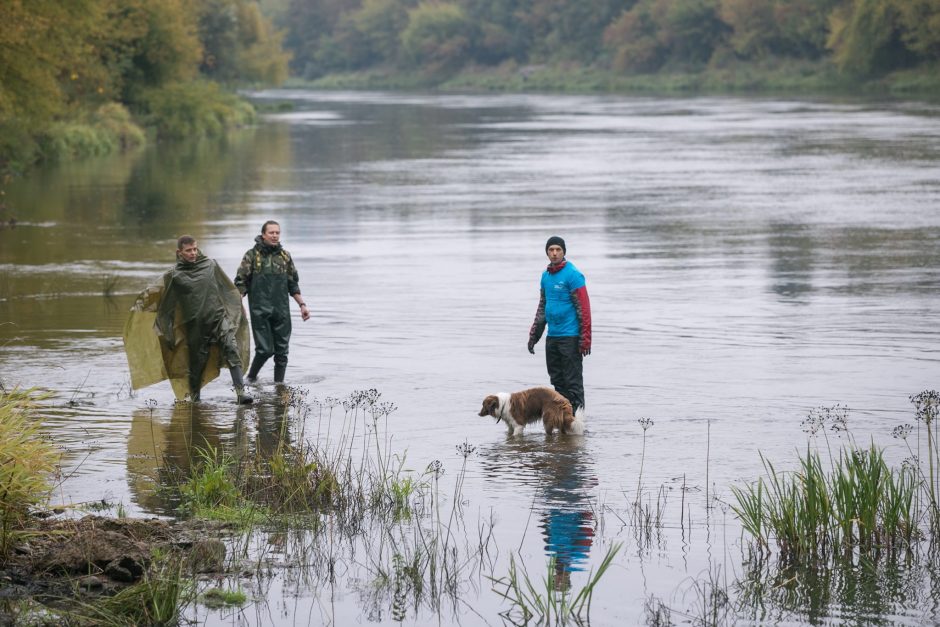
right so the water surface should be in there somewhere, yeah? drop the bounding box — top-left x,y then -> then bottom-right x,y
3,91 -> 940,625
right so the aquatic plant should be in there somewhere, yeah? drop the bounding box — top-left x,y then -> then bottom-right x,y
179,445 -> 241,514
645,594 -> 674,627
101,274 -> 120,298
634,417 -> 654,506
681,565 -> 731,627
908,390 -> 940,530
0,387 -> 59,557
488,542 -> 622,624
730,442 -> 918,558
200,586 -> 248,608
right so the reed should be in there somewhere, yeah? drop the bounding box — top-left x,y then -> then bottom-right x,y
908,390 -> 940,531
488,542 -> 622,623
101,274 -> 120,298
731,442 -> 918,558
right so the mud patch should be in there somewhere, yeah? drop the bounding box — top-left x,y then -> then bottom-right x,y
0,515 -> 231,609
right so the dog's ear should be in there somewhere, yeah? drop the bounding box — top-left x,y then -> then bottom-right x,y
479,395 -> 499,417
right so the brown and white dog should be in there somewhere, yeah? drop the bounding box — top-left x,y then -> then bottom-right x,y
478,387 -> 585,436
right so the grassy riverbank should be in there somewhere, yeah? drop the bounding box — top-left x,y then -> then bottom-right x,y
289,61 -> 940,98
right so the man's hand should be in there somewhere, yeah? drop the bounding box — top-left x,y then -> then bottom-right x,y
580,344 -> 591,357
527,340 -> 536,354
300,304 -> 310,321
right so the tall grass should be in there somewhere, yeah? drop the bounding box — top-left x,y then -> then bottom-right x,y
731,442 -> 918,559
0,388 -> 58,557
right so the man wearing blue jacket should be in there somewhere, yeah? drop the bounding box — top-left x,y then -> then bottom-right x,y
528,236 -> 592,414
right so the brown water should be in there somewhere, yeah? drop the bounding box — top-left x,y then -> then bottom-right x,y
2,91 -> 940,624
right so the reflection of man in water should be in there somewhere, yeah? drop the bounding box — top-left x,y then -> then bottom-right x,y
155,236 -> 253,403
542,509 -> 595,591
480,437 -> 596,593
539,446 -> 596,591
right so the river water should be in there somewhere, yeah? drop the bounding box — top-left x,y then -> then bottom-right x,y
2,91 -> 940,624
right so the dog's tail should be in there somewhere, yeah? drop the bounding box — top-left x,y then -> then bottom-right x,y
569,406 -> 586,435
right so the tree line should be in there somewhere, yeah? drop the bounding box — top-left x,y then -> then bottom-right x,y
0,0 -> 288,175
270,0 -> 940,79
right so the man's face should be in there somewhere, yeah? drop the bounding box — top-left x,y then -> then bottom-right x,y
262,224 -> 281,246
546,244 -> 565,265
178,242 -> 198,263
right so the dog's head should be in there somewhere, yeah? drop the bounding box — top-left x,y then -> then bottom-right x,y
478,395 -> 501,420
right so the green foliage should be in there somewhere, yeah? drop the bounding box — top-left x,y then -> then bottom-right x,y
0,122 -> 41,176
400,2 -> 474,75
0,0 -> 286,174
524,0 -> 634,63
827,0 -> 914,76
137,81 -> 256,140
0,1 -> 103,125
604,0 -> 728,72
334,0 -> 410,69
257,438 -> 340,512
896,0 -> 940,60
0,388 -> 58,557
198,0 -> 291,85
201,586 -> 248,607
284,0 -> 353,78
731,443 -> 919,559
180,444 -> 241,513
38,103 -> 145,163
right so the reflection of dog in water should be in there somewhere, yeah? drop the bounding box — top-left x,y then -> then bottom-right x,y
478,387 -> 584,436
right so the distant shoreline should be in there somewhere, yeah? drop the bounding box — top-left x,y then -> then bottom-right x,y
284,62 -> 940,101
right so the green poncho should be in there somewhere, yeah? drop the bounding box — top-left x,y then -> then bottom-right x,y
123,255 -> 250,399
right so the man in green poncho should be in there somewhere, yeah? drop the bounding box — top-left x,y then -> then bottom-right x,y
235,220 -> 309,384
123,236 -> 253,404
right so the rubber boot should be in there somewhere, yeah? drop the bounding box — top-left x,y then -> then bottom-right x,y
188,375 -> 201,402
230,366 -> 254,404
246,354 -> 267,383
273,363 -> 286,384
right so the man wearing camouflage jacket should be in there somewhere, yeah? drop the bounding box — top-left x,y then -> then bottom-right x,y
234,220 -> 310,383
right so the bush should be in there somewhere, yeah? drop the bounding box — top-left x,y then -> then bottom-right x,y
38,103 -> 146,163
0,122 -> 41,176
137,81 -> 256,140
400,3 -> 473,75
0,388 -> 59,556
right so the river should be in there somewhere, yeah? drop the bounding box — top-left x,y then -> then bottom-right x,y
2,90 -> 940,625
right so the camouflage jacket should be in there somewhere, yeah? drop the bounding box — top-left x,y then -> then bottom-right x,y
234,236 -> 301,317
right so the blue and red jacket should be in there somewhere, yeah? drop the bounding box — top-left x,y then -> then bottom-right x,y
529,259 -> 592,354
